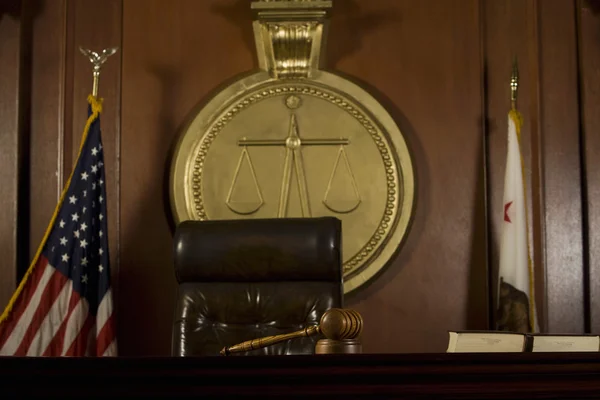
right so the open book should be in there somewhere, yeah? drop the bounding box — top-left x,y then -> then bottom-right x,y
447,331 -> 600,353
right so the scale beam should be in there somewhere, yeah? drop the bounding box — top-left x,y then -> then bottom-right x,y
239,138 -> 350,146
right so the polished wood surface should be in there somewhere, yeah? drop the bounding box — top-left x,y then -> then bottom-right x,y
120,0 -> 254,356
0,3 -> 23,309
337,0 -> 488,353
580,0 -> 600,333
1,0 -> 599,356
1,353 -> 600,398
538,0 -> 586,334
26,0 -> 66,279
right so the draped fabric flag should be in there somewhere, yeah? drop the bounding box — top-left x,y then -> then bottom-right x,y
496,109 -> 538,333
0,95 -> 117,356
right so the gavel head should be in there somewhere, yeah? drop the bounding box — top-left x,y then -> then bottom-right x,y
319,308 -> 363,340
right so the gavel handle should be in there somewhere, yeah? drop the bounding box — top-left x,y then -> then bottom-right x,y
220,325 -> 320,356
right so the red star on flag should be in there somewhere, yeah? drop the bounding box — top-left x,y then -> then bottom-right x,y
504,201 -> 513,223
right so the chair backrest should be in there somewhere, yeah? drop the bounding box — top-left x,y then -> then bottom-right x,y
171,217 -> 343,356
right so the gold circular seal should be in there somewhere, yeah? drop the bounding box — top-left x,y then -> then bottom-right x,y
170,71 -> 415,294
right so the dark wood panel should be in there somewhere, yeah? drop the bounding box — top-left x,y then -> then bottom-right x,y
120,0 -> 255,355
526,0 -> 548,333
0,5 -> 22,310
27,0 -> 66,269
2,354 -> 600,398
337,0 -> 487,352
483,0 -> 548,331
538,0 -> 586,333
579,1 -> 600,333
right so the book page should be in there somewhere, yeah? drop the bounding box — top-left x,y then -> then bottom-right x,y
532,336 -> 599,352
447,332 -> 525,353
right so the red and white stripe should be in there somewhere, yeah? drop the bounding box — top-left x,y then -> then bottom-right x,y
0,255 -> 116,356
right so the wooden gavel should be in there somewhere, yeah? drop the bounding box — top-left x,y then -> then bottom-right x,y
220,308 -> 363,356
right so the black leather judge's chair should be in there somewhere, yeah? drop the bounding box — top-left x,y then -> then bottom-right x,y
171,217 -> 343,356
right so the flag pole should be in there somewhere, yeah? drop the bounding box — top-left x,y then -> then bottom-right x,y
507,56 -> 538,332
510,57 -> 519,111
79,47 -> 119,98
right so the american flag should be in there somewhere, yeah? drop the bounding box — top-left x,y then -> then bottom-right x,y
0,96 -> 116,356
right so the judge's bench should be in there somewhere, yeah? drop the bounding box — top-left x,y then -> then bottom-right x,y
1,353 -> 600,398
4,217 -> 599,399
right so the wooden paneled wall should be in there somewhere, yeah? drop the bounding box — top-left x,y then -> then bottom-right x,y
0,0 -> 23,313
486,0 -> 587,334
0,0 -> 598,355
580,0 -> 600,333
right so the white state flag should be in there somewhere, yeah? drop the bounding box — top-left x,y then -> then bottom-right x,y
497,110 -> 538,333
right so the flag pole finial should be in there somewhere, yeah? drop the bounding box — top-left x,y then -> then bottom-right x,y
510,57 -> 519,110
79,47 -> 119,98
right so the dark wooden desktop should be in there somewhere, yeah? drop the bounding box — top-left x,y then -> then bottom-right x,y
1,353 -> 600,398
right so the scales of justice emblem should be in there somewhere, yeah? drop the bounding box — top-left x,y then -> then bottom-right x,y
170,0 -> 415,294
